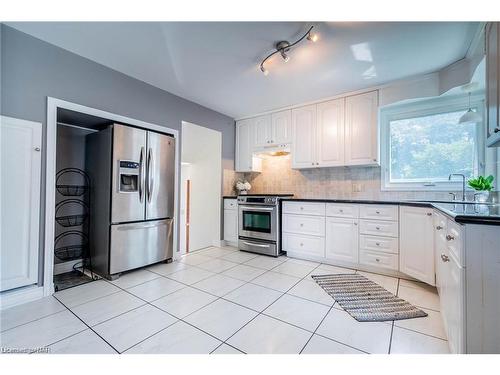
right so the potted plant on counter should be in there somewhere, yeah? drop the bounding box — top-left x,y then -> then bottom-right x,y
467,175 -> 494,203
235,179 -> 251,195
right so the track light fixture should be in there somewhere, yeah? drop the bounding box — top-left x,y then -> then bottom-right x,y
259,25 -> 318,75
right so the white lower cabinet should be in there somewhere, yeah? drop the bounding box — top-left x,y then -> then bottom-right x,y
223,199 -> 238,244
446,251 -> 465,354
359,249 -> 398,271
399,206 -> 435,286
283,214 -> 325,236
282,201 -> 399,272
282,232 -> 325,258
434,215 -> 465,354
325,217 -> 359,263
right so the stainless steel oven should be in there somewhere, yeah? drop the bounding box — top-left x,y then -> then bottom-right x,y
237,194 -> 292,257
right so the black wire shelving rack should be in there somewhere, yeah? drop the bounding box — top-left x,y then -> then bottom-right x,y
54,168 -> 97,291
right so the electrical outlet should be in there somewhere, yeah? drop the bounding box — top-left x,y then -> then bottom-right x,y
352,183 -> 363,193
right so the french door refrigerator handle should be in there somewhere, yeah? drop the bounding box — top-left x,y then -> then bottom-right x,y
147,147 -> 153,203
139,147 -> 145,202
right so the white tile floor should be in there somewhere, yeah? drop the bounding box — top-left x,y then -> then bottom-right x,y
0,245 -> 449,354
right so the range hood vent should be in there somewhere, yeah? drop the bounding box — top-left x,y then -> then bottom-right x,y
253,143 -> 290,158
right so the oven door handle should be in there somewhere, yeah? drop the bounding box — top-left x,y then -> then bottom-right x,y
242,241 -> 271,248
239,206 -> 275,211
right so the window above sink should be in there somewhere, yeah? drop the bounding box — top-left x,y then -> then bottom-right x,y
380,94 -> 485,191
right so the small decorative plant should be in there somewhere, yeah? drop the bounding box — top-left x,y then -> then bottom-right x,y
467,175 -> 494,191
235,179 -> 251,195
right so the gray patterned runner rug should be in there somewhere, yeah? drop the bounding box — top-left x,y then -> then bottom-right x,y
311,273 -> 428,322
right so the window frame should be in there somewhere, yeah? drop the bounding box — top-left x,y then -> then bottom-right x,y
380,94 -> 485,191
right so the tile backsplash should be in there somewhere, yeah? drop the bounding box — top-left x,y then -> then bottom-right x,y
223,155 -> 480,201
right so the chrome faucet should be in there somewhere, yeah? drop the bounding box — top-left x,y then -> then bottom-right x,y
448,174 -> 466,201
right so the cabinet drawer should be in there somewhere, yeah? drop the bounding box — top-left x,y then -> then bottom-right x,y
446,220 -> 464,267
359,249 -> 399,271
224,199 -> 238,210
282,201 -> 325,216
359,235 -> 398,254
326,203 -> 359,218
283,233 -> 325,258
360,205 -> 399,221
283,214 -> 325,236
360,219 -> 399,237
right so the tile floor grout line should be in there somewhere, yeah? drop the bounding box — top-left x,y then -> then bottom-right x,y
99,278 -> 229,353
387,278 -> 401,354
209,341 -> 245,354
0,306 -> 68,334
215,259 -> 321,353
1,285 -> 125,334
298,303 -> 335,354
52,295 -> 121,354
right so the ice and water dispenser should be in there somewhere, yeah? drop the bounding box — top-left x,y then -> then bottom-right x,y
119,161 -> 140,192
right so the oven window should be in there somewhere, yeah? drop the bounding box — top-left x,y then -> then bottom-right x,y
242,211 -> 271,233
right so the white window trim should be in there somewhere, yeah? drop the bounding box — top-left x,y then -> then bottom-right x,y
380,94 -> 485,191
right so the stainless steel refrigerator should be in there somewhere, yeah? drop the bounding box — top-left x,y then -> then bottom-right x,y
86,123 -> 175,279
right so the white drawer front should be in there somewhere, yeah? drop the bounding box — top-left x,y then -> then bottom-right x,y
360,219 -> 399,237
282,201 -> 325,216
283,233 -> 325,258
326,203 -> 359,218
360,205 -> 399,221
283,214 -> 325,236
223,199 -> 238,210
359,235 -> 398,254
446,220 -> 464,267
359,249 -> 399,271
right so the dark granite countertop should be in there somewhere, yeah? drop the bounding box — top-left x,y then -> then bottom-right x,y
279,198 -> 500,226
223,196 -> 237,199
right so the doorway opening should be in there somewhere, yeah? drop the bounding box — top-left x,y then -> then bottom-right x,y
180,122 -> 222,255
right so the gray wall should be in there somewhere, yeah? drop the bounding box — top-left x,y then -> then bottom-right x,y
1,24 -> 235,284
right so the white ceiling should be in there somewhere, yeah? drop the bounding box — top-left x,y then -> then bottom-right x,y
6,22 -> 479,118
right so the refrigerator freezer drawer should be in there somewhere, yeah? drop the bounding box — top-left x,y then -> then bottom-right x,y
110,219 -> 173,274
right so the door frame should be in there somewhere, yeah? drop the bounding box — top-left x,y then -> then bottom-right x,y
44,97 -> 180,296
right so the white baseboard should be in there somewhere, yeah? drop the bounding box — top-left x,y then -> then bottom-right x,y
212,240 -> 225,248
0,285 -> 44,310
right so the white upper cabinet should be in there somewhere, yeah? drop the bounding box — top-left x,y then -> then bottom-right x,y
235,90 -> 379,170
235,118 -> 262,173
253,114 -> 272,148
345,91 -> 379,165
271,110 -> 292,145
399,206 -> 435,285
291,104 -> 317,168
317,98 -> 345,167
486,22 -> 500,146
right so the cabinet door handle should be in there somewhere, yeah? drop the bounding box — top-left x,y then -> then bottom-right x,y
494,128 -> 500,133
446,234 -> 455,241
339,209 -> 344,213
436,225 -> 443,230
375,242 -> 380,246
426,212 -> 432,216
375,258 -> 380,262
441,254 -> 450,262
375,211 -> 380,214
375,226 -> 380,230
300,223 -> 304,227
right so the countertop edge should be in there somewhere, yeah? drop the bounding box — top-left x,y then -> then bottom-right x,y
278,198 -> 500,226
